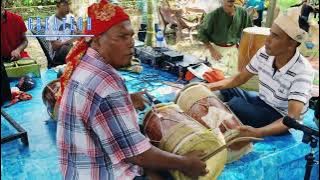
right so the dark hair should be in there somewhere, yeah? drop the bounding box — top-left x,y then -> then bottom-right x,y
295,4 -> 312,47
56,0 -> 70,6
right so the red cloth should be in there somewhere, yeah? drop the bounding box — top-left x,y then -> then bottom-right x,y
203,68 -> 225,83
3,91 -> 32,108
1,11 -> 30,59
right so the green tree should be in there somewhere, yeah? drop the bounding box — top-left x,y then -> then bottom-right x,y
145,0 -> 155,46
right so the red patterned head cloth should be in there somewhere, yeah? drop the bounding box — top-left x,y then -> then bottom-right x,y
57,0 -> 129,102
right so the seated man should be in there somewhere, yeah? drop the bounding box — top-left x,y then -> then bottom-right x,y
45,0 -> 79,67
206,8 -> 314,139
1,0 -> 29,61
57,1 -> 207,179
198,0 -> 252,75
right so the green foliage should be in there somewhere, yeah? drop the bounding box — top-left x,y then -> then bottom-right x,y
6,0 -> 56,7
145,0 -> 155,46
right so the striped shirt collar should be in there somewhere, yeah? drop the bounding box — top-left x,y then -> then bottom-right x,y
271,49 -> 301,75
82,47 -> 124,82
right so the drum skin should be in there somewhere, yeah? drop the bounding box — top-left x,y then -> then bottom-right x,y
175,83 -> 253,163
143,103 -> 227,180
238,27 -> 270,71
186,97 -> 242,133
42,79 -> 60,120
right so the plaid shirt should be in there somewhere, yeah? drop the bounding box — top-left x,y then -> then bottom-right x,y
57,48 -> 151,180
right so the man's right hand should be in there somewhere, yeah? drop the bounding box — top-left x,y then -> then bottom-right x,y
180,151 -> 208,178
10,49 -> 21,61
210,48 -> 222,61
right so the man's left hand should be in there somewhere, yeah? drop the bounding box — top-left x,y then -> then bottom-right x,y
130,92 -> 148,111
238,125 -> 263,138
11,49 -> 21,61
228,125 -> 264,150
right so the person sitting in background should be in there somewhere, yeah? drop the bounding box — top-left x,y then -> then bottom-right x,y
198,0 -> 252,75
245,0 -> 265,26
45,0 -> 80,67
206,8 -> 314,139
1,0 -> 29,61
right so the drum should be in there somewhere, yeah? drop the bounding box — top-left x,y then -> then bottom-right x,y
175,83 -> 253,163
143,103 -> 227,180
42,79 -> 60,120
238,27 -> 270,72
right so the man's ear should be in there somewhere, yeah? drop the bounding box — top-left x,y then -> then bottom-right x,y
90,36 -> 100,48
289,38 -> 299,49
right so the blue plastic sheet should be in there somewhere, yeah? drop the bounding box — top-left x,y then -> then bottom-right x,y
1,66 -> 319,180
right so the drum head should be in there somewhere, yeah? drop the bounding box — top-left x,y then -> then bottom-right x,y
42,79 -> 60,120
243,26 -> 270,36
175,83 -> 214,112
142,103 -> 181,142
142,103 -> 177,124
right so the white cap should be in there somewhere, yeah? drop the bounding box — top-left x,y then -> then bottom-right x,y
274,7 -> 308,43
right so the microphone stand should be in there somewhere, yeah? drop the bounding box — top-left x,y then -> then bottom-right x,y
302,132 -> 319,180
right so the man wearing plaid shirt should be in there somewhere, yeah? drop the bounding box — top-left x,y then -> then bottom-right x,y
57,1 -> 207,179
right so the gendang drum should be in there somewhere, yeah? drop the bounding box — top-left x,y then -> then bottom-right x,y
175,83 -> 254,163
143,103 -> 227,180
238,26 -> 270,71
42,79 -> 60,120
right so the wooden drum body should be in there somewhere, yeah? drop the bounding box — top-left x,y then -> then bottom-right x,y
238,27 -> 270,72
238,27 -> 270,91
143,103 -> 227,180
175,83 -> 253,163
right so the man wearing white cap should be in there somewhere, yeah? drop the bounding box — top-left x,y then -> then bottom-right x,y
206,8 -> 314,138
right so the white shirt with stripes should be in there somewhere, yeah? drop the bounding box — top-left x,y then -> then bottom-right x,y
246,46 -> 315,118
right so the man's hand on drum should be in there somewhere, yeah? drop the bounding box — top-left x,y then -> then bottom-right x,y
130,92 -> 149,111
203,81 -> 220,91
227,126 -> 263,150
209,48 -> 223,61
237,125 -> 263,139
181,151 -> 209,178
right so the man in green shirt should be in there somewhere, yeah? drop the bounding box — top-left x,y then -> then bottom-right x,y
198,0 -> 252,75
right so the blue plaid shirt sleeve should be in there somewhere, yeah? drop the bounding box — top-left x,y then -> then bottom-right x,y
90,90 -> 151,165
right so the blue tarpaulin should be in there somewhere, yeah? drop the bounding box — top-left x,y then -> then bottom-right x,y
1,66 -> 319,180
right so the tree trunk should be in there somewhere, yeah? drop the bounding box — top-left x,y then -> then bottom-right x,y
71,0 -> 98,18
145,0 -> 154,46
266,0 -> 278,27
